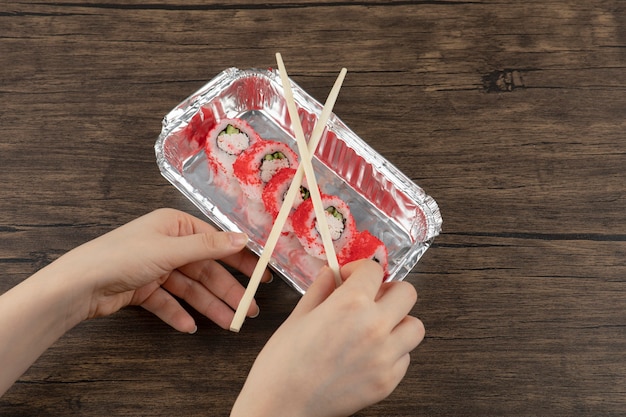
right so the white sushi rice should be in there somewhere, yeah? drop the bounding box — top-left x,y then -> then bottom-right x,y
217,132 -> 250,156
292,193 -> 357,261
316,210 -> 344,241
260,158 -> 290,182
206,118 -> 260,178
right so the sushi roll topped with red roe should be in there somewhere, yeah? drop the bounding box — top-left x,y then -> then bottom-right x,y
233,139 -> 299,201
205,118 -> 261,177
339,230 -> 389,278
291,193 -> 357,262
262,167 -> 313,219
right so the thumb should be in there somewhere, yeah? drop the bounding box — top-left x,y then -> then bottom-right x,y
291,266 -> 337,318
164,231 -> 248,268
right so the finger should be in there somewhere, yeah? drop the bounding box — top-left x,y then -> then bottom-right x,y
388,352 -> 412,395
376,281 -> 418,328
157,209 -> 272,283
178,261 -> 261,317
367,351 -> 412,403
159,208 -> 218,236
337,259 -> 384,299
140,286 -> 197,334
219,247 -> 273,283
163,268 -> 259,329
389,315 -> 425,358
291,266 -> 337,317
163,231 -> 249,270
172,212 -> 254,262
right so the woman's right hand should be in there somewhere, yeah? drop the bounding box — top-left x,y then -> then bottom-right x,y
231,259 -> 425,417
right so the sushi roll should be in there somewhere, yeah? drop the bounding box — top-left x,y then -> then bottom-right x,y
204,118 -> 261,177
233,139 -> 299,201
291,193 -> 357,261
262,167 -> 314,234
339,230 -> 389,277
262,167 -> 312,219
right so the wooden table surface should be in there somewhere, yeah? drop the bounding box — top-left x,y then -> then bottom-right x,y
1,1 -> 625,416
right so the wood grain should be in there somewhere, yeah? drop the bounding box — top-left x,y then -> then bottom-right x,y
1,1 -> 625,416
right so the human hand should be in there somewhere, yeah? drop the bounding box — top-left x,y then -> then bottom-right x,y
230,259 -> 425,417
61,208 -> 271,332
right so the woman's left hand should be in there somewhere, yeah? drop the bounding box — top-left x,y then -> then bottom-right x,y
64,208 -> 271,332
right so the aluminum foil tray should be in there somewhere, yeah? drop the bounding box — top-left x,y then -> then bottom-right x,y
155,67 -> 442,294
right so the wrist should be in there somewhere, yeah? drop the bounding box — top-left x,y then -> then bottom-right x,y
29,251 -> 94,330
0,250 -> 92,395
230,387 -> 315,417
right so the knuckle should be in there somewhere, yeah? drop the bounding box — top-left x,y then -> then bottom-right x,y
397,281 -> 418,304
199,231 -> 218,251
371,368 -> 402,400
181,276 -> 196,299
374,355 -> 410,398
360,316 -> 388,343
405,317 -> 426,349
411,316 -> 425,336
342,291 -> 371,313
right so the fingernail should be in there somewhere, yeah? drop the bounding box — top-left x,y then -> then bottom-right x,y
188,325 -> 198,335
266,273 -> 274,284
230,232 -> 248,247
250,306 -> 260,319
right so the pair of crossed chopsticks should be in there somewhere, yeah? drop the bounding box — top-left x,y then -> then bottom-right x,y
229,53 -> 347,332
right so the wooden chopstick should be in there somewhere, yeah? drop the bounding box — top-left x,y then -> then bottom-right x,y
275,52 -> 342,284
229,57 -> 347,332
